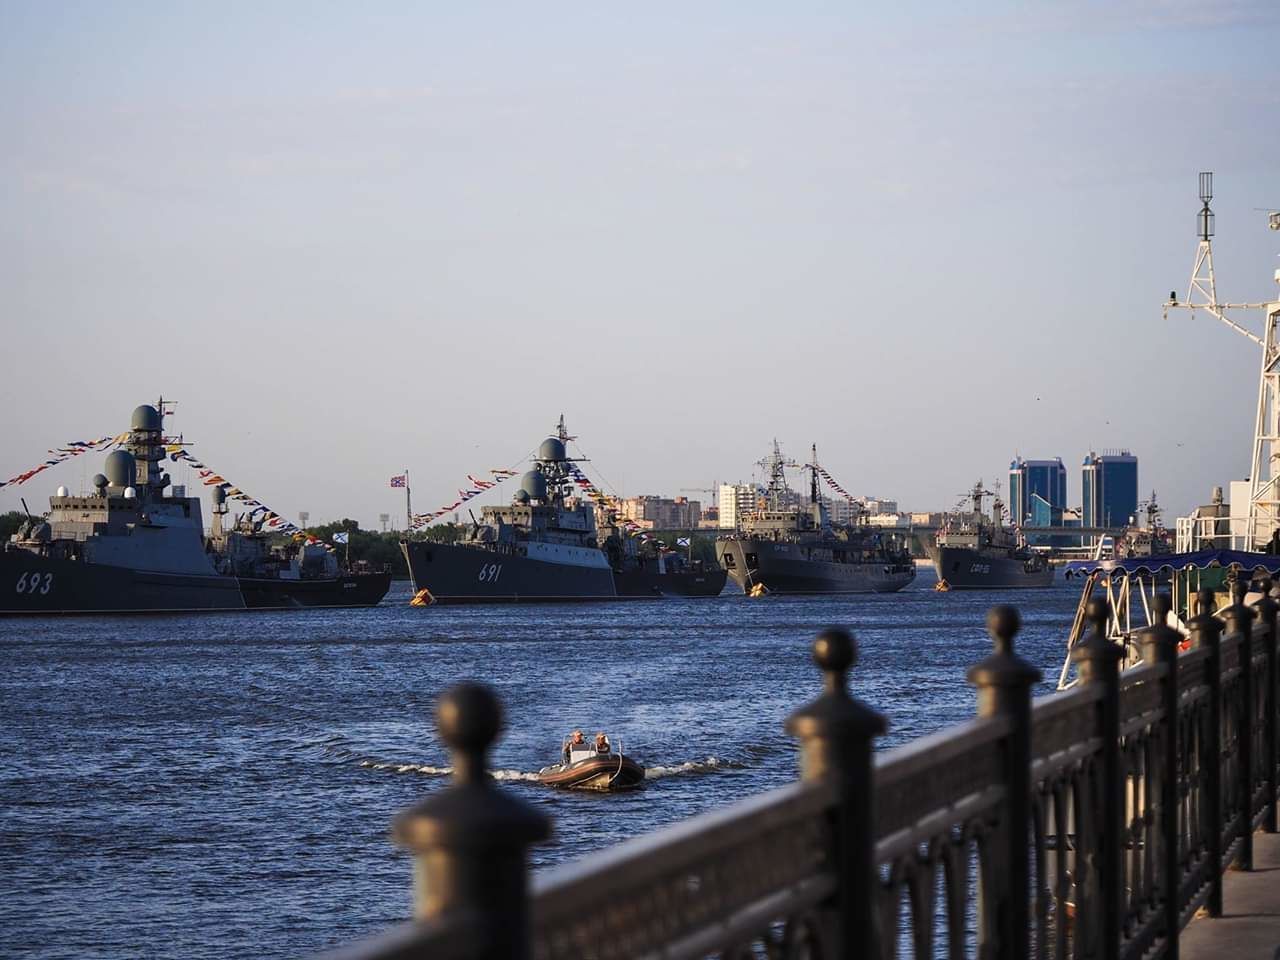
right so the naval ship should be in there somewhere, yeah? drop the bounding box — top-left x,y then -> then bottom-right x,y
401,420 -> 727,602
715,443 -> 915,594
926,481 -> 1053,589
0,403 -> 391,613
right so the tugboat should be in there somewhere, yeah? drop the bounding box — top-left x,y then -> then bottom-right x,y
403,417 -> 728,602
715,443 -> 915,594
537,731 -> 644,791
0,402 -> 391,613
926,481 -> 1053,590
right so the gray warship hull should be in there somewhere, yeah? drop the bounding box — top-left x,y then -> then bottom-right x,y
715,539 -> 915,594
926,545 -> 1054,589
402,540 -> 618,603
614,565 -> 727,598
0,550 -> 390,614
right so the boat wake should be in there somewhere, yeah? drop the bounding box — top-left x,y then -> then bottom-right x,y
644,756 -> 745,779
358,755 -> 744,781
358,759 -> 541,781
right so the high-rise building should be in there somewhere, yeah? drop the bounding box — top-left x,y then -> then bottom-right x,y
717,483 -> 763,530
1008,457 -> 1067,525
1082,450 -> 1139,528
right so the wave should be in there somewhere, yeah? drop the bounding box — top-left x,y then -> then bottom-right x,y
358,759 -> 540,781
644,756 -> 745,779
359,755 -> 745,782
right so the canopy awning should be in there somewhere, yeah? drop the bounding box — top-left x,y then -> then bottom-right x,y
1063,549 -> 1280,578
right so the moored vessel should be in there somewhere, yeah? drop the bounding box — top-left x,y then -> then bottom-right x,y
402,417 -> 728,603
0,402 -> 391,613
715,443 -> 915,595
926,481 -> 1053,590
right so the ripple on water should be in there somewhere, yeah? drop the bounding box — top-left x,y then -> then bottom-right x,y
0,572 -> 1083,959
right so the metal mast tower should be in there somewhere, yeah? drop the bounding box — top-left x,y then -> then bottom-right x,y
1164,172 -> 1280,549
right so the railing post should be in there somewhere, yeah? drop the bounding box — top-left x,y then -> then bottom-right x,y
1188,587 -> 1224,916
1072,597 -> 1124,960
1222,577 -> 1256,869
1140,593 -> 1182,960
967,605 -> 1041,960
392,683 -> 551,959
786,627 -> 886,959
1254,575 -> 1280,834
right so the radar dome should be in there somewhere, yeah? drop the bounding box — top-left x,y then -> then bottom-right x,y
513,489 -> 531,504
538,437 -> 567,462
131,404 -> 162,431
92,473 -> 108,491
123,487 -> 138,500
104,450 -> 137,488
56,486 -> 68,497
521,470 -> 548,501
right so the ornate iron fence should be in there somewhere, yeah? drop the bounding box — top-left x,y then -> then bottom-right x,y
325,578 -> 1280,960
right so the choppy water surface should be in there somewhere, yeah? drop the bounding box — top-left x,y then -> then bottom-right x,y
0,569 -> 1083,959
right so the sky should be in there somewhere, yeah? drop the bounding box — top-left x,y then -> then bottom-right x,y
2,1 -> 1279,528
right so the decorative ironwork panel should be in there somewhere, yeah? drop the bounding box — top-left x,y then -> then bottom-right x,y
531,783 -> 836,960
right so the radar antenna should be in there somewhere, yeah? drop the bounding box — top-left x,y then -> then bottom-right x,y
1164,173 -> 1280,548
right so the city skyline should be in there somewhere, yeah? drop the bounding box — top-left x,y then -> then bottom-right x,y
2,3 -> 1279,528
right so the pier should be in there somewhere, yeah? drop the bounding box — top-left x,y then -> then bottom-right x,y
327,578 -> 1280,960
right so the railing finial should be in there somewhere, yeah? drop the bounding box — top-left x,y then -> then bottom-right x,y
986,603 -> 1020,656
813,626 -> 856,695
392,682 -> 550,938
786,627 -> 884,955
969,604 -> 1041,699
1073,597 -> 1123,682
436,682 -> 501,785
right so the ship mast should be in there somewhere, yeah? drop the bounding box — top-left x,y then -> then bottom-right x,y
809,444 -> 819,505
1164,172 -> 1280,549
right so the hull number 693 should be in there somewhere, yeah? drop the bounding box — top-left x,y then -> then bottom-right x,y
16,572 -> 53,594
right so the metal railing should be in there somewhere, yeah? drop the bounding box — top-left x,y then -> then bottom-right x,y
325,578 -> 1280,960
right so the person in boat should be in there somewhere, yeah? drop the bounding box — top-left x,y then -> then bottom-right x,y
594,732 -> 611,754
562,729 -> 586,764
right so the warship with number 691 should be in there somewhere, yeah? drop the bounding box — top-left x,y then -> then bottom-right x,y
401,419 -> 726,603
715,442 -> 915,594
0,402 -> 391,613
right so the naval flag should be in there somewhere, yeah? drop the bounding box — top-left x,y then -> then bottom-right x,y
333,532 -> 350,544
676,537 -> 691,547
389,475 -> 407,488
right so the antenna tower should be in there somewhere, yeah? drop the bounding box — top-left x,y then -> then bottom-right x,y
1164,172 -> 1280,548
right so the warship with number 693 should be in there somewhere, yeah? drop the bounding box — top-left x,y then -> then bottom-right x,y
0,402 -> 391,613
400,419 -> 726,603
925,481 -> 1053,590
715,442 -> 915,594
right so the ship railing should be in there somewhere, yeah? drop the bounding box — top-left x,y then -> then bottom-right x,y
324,579 -> 1280,960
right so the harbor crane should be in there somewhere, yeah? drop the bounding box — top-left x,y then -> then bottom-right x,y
1164,172 -> 1280,549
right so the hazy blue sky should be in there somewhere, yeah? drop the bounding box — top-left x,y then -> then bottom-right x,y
2,1 -> 1279,527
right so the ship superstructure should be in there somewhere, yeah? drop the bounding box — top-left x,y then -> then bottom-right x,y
715,442 -> 915,594
926,481 -> 1053,589
402,417 -> 724,602
1,402 -> 390,613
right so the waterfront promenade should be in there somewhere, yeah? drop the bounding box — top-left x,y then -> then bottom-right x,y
1182,828 -> 1280,958
329,579 -> 1280,960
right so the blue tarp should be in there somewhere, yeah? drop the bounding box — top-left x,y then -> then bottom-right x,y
1063,549 -> 1280,578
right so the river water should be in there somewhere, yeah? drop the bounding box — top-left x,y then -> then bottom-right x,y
0,568 -> 1084,959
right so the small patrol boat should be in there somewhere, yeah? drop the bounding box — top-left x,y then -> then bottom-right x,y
537,735 -> 644,791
